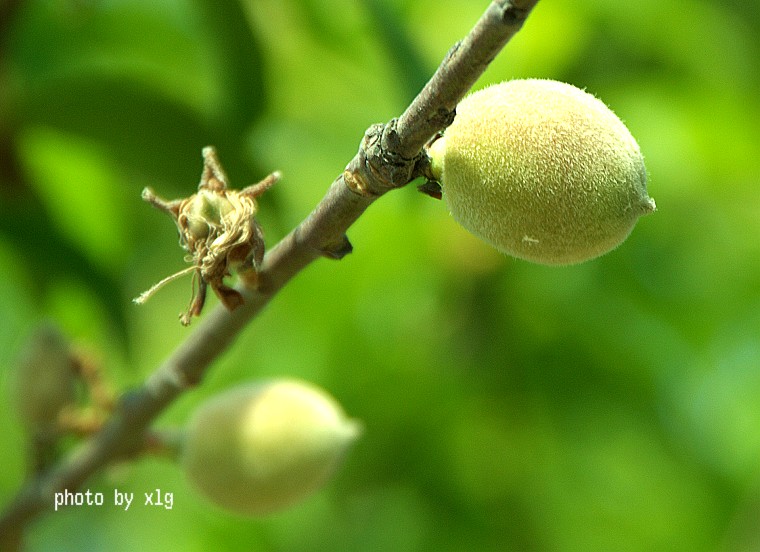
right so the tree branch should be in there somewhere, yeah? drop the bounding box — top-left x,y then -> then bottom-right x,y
0,0 -> 540,541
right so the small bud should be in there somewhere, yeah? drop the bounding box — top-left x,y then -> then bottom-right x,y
427,79 -> 656,265
12,323 -> 77,436
181,379 -> 361,516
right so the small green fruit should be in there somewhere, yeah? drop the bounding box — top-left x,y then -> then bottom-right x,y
13,323 -> 77,435
181,189 -> 236,241
181,379 -> 361,516
427,79 -> 656,265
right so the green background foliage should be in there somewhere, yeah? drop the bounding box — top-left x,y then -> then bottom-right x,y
1,0 -> 759,550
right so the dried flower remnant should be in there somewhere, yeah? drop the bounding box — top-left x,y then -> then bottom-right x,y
135,147 -> 279,325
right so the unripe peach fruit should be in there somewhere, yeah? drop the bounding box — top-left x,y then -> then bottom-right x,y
181,379 -> 360,516
427,79 -> 655,265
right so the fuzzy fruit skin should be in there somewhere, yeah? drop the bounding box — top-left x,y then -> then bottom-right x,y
181,379 -> 360,516
428,79 -> 655,265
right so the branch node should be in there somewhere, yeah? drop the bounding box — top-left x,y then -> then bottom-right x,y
354,121 -> 420,195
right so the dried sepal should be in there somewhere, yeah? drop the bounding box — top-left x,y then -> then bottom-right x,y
135,146 -> 279,325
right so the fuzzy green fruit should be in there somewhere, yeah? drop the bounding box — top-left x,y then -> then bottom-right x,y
181,379 -> 361,516
428,79 -> 656,265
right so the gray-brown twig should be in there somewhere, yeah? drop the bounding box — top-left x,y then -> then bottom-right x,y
0,0 -> 540,544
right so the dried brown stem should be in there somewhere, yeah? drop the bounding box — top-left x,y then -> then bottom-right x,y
0,0 -> 540,543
